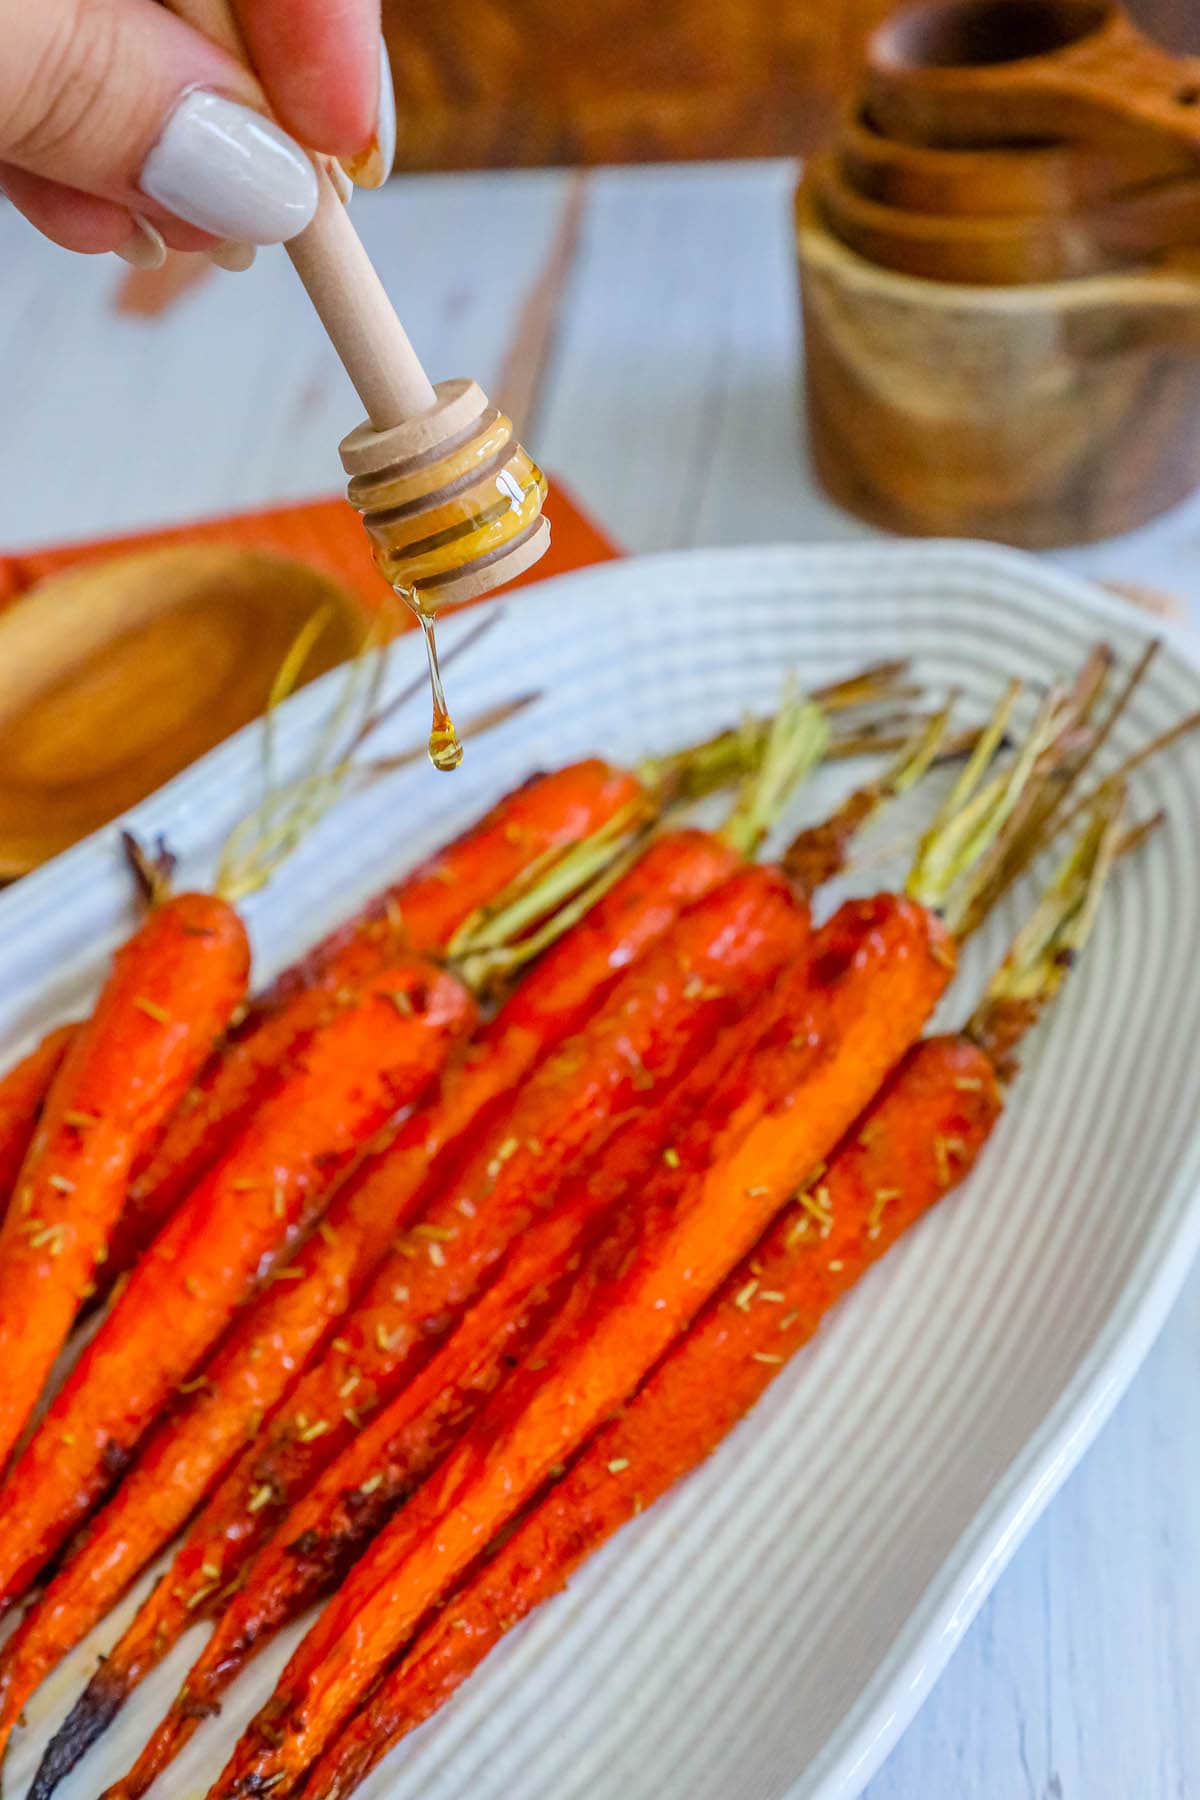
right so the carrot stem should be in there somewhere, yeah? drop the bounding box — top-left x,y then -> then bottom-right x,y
633,659 -> 915,803
906,681 -> 1061,919
720,690 -> 829,859
967,790 -> 1125,1077
951,640 -> 1158,938
783,701 -> 955,898
454,683 -> 833,983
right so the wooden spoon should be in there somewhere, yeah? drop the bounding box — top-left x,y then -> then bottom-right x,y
0,546 -> 369,877
865,0 -> 1200,153
840,107 -> 1197,215
814,150 -> 1200,283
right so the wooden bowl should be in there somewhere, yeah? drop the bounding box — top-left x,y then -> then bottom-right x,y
795,179 -> 1200,545
0,546 -> 370,877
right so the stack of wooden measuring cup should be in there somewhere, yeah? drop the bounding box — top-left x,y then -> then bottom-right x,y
798,0 -> 1200,544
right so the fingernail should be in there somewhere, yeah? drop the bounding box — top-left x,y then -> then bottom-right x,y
114,213 -> 167,270
140,90 -> 318,244
340,35 -> 395,190
207,240 -> 257,271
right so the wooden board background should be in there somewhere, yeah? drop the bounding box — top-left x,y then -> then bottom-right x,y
383,0 -> 1199,171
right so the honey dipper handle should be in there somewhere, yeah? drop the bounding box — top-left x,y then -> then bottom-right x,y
168,0 -> 437,428
285,169 -> 437,426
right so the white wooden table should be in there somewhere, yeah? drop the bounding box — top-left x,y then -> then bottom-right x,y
3,158 -> 1198,1798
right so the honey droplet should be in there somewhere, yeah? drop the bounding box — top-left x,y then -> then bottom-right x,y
394,586 -> 464,775
429,710 -> 464,772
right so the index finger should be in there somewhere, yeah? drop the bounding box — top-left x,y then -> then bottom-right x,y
232,0 -> 381,156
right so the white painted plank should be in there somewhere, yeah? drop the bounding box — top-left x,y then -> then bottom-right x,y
533,161 -> 856,552
535,159 -> 1200,630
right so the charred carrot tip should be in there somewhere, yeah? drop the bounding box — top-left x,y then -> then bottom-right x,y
28,1673 -> 124,1800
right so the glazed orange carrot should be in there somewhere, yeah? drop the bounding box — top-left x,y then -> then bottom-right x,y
0,894 -> 251,1475
106,972 -> 379,1279
56,866 -> 807,1789
306,1036 -> 1002,1798
180,869 -> 804,1545
24,697 -> 827,1789
111,760 -> 642,1269
305,792 -> 1134,1800
0,1025 -> 75,1224
101,979 -> 798,1800
0,832 -> 736,1762
0,957 -> 474,1614
298,793 -> 1135,1800
209,892 -> 953,1797
256,760 -> 644,1011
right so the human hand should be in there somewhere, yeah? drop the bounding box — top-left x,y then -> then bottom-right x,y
0,0 -> 394,267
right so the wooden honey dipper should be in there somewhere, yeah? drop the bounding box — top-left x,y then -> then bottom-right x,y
169,0 -> 551,622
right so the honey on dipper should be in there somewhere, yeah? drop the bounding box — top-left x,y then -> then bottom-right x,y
341,378 -> 549,774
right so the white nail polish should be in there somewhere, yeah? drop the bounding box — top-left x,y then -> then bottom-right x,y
140,91 -> 318,244
207,240 -> 257,272
340,35 -> 396,190
114,214 -> 167,270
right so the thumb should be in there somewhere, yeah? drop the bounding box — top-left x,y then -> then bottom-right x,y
0,0 -> 317,245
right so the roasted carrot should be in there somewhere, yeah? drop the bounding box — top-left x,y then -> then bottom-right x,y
0,893 -> 251,1475
0,957 -> 474,1613
257,760 -> 644,1010
302,797 -> 1131,1800
208,891 -> 953,1797
54,865 -> 807,1789
304,1035 -> 1002,1798
189,868 -> 803,1536
106,685 -> 854,1274
0,831 -> 737,1761
37,681 -> 1039,1791
22,696 -> 828,1787
107,970 -> 379,1278
100,979 -> 801,1800
112,759 -> 642,1268
20,698 -> 824,1787
0,1025 -> 75,1223
25,669 -> 1151,1792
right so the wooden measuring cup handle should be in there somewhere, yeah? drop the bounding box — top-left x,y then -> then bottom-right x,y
1053,11 -> 1200,152
838,104 -> 1198,214
866,0 -> 1200,155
